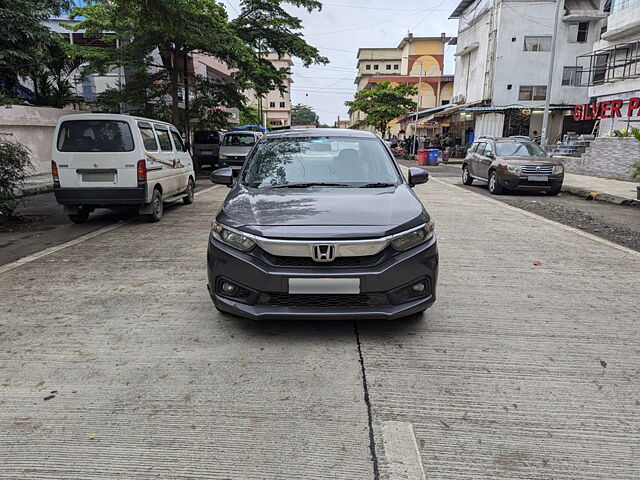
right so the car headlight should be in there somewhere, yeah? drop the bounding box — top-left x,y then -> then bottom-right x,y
507,165 -> 522,174
219,154 -> 227,160
211,222 -> 255,251
391,221 -> 435,252
552,165 -> 564,174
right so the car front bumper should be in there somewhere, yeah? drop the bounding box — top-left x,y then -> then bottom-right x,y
207,235 -> 438,320
499,173 -> 563,191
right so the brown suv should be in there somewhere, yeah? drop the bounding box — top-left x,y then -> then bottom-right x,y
461,136 -> 564,195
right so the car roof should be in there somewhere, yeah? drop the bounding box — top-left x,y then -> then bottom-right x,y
57,113 -> 177,129
264,128 -> 378,139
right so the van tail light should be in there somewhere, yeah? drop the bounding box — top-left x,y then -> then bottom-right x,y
137,159 -> 147,182
51,161 -> 60,185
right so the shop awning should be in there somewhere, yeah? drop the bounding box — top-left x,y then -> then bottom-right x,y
460,105 -> 574,112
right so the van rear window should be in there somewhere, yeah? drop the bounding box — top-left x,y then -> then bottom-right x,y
57,120 -> 134,152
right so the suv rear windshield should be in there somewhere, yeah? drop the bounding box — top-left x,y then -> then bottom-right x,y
495,141 -> 545,157
242,137 -> 400,188
57,120 -> 134,152
194,131 -> 220,143
223,133 -> 256,146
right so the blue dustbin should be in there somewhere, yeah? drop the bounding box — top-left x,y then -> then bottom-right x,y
427,148 -> 439,165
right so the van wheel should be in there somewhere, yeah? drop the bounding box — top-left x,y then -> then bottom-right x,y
147,189 -> 163,222
68,207 -> 90,224
183,178 -> 195,205
462,165 -> 473,185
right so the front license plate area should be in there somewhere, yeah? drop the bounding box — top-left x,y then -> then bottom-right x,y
528,175 -> 548,182
289,278 -> 360,295
201,150 -> 213,155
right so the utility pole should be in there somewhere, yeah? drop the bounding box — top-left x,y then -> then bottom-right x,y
413,64 -> 423,156
541,0 -> 563,151
183,53 -> 190,147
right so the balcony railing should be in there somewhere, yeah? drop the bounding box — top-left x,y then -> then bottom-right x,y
611,0 -> 640,12
576,40 -> 640,86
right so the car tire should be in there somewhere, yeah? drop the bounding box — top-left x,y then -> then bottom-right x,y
462,165 -> 473,185
547,185 -> 561,195
488,170 -> 504,195
183,178 -> 195,205
68,206 -> 90,224
147,188 -> 163,222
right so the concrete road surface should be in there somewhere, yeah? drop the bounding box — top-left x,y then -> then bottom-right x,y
1,176 -> 638,479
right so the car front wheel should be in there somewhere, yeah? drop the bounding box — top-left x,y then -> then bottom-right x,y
488,171 -> 504,195
462,165 -> 473,185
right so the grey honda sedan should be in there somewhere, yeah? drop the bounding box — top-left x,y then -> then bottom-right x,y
207,129 -> 438,320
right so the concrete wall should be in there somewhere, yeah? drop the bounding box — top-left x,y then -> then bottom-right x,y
0,105 -> 75,175
453,9 -> 492,104
557,137 -> 640,181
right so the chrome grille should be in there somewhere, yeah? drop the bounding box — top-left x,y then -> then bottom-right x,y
521,165 -> 553,175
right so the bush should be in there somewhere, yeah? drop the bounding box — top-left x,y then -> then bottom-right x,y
0,133 -> 34,218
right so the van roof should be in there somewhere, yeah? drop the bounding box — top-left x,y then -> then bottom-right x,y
58,113 -> 178,130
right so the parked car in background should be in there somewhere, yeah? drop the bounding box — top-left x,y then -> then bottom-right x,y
219,131 -> 262,171
192,130 -> 222,168
52,113 -> 195,223
207,128 -> 438,320
462,136 -> 564,195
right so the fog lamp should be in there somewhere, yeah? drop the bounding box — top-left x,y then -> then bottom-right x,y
222,282 -> 238,295
411,282 -> 426,293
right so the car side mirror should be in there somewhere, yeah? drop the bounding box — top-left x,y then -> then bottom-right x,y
211,167 -> 234,187
408,167 -> 429,187
486,152 -> 494,159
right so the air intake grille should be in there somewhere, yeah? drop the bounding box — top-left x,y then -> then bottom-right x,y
257,293 -> 390,308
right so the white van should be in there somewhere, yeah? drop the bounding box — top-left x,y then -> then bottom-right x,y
52,114 -> 195,223
218,131 -> 263,171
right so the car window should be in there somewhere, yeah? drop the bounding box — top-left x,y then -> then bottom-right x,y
154,127 -> 173,152
223,133 -> 256,146
484,142 -> 493,155
138,123 -> 158,152
171,131 -> 186,152
57,120 -> 134,152
495,141 -> 546,157
469,143 -> 479,153
476,143 -> 486,156
194,131 -> 219,143
242,137 -> 400,188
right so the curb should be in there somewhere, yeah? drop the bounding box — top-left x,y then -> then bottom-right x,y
14,183 -> 54,198
561,185 -> 640,207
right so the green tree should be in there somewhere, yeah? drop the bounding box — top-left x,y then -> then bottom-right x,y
345,81 -> 417,137
71,0 -> 327,130
0,0 -> 74,102
291,104 -> 319,126
0,134 -> 33,218
240,105 -> 260,126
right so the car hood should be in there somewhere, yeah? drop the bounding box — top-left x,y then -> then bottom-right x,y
216,184 -> 428,239
499,156 -> 559,165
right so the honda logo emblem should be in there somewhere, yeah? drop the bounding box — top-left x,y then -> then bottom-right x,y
312,244 -> 336,262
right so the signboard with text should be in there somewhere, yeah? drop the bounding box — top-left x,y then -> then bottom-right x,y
573,97 -> 640,121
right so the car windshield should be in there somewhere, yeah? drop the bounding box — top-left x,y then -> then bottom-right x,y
223,133 -> 256,146
241,136 -> 400,188
495,141 -> 546,157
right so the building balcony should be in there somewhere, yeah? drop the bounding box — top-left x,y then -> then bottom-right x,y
576,40 -> 640,86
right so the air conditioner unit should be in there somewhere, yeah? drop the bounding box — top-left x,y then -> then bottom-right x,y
452,94 -> 466,104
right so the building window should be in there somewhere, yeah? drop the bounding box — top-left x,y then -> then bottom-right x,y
518,85 -> 547,101
441,100 -> 450,105
568,22 -> 589,43
562,66 -> 583,86
394,64 -> 399,70
507,84 -> 512,90
524,36 -> 551,52
365,64 -> 371,70
280,101 -> 286,108
269,101 -> 275,108
386,64 -> 391,70
373,64 -> 379,70
512,37 -> 516,42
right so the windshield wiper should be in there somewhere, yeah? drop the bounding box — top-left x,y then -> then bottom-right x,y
269,182 -> 350,188
358,182 -> 396,188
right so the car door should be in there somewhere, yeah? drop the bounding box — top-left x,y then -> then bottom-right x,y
152,124 -> 179,195
472,142 -> 486,177
477,141 -> 494,179
465,142 -> 478,176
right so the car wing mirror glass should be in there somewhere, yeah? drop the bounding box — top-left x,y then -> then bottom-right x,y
408,167 -> 428,187
211,167 -> 234,187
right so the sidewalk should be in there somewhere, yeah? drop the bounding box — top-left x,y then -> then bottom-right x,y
16,173 -> 53,197
562,172 -> 639,206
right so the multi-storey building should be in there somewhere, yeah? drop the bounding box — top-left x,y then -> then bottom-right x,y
449,0 -> 603,143
575,0 -> 640,135
350,34 -> 454,135
245,53 -> 293,128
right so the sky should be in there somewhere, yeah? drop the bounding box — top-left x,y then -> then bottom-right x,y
223,0 -> 461,125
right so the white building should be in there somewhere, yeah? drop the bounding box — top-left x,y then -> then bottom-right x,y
450,0 -> 604,142
246,53 -> 293,128
575,0 -> 640,135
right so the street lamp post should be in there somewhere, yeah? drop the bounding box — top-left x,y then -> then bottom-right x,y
541,0 -> 563,151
